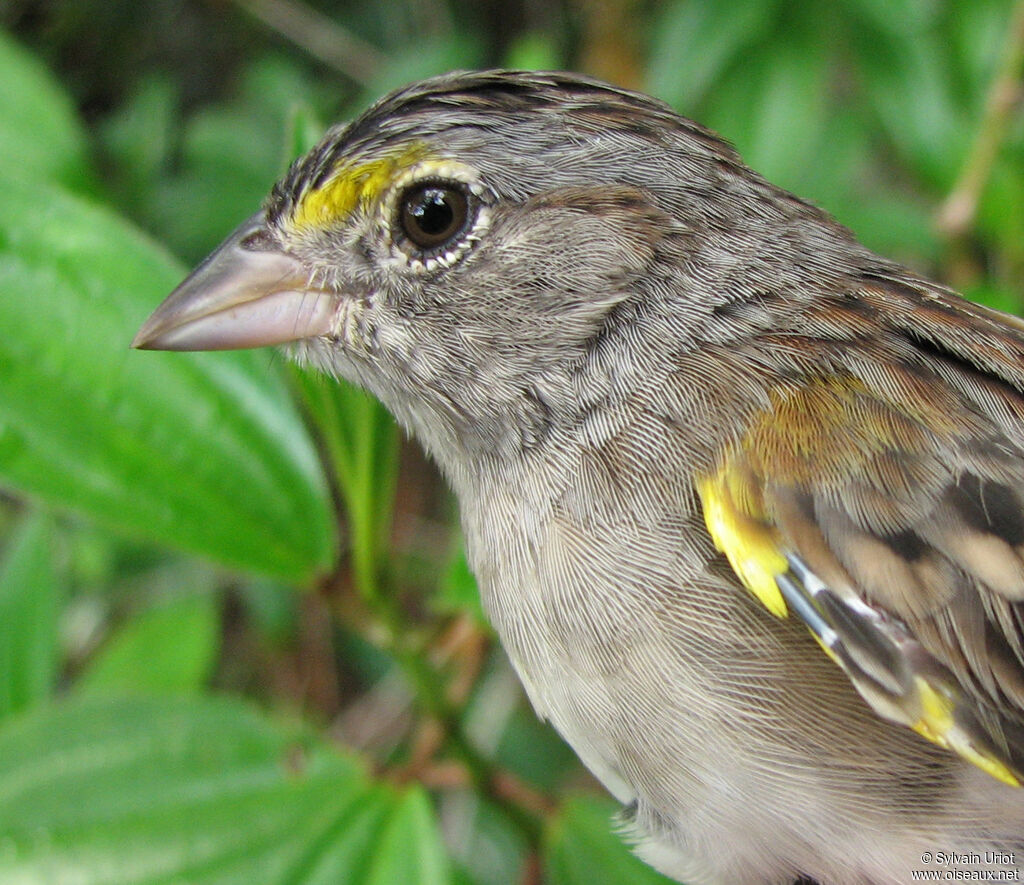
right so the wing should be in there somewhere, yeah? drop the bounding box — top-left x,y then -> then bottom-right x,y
695,278 -> 1024,787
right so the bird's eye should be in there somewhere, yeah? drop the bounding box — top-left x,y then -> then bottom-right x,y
398,182 -> 471,252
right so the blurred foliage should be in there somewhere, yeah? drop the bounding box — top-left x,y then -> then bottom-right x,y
0,0 -> 1022,882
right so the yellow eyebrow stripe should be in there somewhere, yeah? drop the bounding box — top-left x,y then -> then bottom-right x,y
290,143 -> 429,231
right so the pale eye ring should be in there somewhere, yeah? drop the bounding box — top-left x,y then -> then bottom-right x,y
397,181 -> 473,253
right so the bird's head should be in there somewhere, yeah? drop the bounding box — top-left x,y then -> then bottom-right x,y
133,70 -> 832,466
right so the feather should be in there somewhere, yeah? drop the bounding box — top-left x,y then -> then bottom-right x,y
695,298 -> 1024,786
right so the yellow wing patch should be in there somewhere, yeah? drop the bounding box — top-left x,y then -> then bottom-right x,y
290,143 -> 429,231
697,466 -> 789,618
698,418 -> 1022,788
911,678 -> 1020,787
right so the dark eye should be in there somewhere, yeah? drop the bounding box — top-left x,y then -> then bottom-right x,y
398,183 -> 470,252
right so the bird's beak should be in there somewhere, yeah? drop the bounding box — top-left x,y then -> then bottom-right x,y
132,214 -> 337,351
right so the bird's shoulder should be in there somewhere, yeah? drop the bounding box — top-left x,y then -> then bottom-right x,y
665,273 -> 1024,784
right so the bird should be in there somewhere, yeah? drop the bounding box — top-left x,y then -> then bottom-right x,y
134,70 -> 1024,885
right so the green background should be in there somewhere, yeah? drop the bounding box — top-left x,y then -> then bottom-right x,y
1,0 -> 1023,881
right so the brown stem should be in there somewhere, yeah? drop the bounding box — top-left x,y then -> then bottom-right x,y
323,565 -> 553,841
227,0 -> 387,85
432,612 -> 490,705
519,851 -> 544,885
937,0 -> 1024,238
491,769 -> 559,818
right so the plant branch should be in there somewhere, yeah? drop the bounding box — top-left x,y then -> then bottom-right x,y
295,372 -> 550,841
228,0 -> 387,86
321,565 -> 550,842
937,0 -> 1024,238
382,610 -> 548,842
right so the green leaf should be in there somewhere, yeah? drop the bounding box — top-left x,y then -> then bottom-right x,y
443,794 -> 530,885
149,55 -> 331,263
493,705 -> 580,793
0,29 -> 94,192
544,797 -> 676,885
0,695 -> 453,884
702,30 -> 829,192
366,788 -> 451,885
285,102 -> 327,161
963,282 -> 1024,316
152,107 -> 287,261
747,41 -> 829,187
862,30 -> 968,188
977,156 -> 1024,267
646,0 -> 779,111
0,510 -> 58,719
834,189 -> 939,264
503,33 -> 564,71
238,576 -> 301,647
77,593 -> 220,695
0,172 -> 335,581
840,0 -> 938,39
362,35 -> 484,103
291,366 -> 398,600
950,0 -> 1015,94
98,74 -> 178,212
434,543 -> 487,625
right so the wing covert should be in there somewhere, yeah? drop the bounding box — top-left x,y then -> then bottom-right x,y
697,375 -> 1024,786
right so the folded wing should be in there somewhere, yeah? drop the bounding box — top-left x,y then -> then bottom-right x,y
695,280 -> 1024,785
